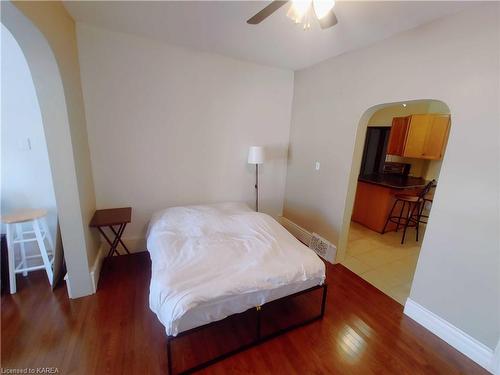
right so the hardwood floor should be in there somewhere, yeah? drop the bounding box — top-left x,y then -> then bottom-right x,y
1,252 -> 488,374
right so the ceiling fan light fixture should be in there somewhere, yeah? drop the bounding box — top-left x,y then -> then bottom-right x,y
246,0 -> 338,30
286,0 -> 312,23
313,0 -> 336,20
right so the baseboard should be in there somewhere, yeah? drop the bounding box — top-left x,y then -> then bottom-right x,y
63,273 -> 74,299
493,339 -> 500,375
278,216 -> 312,246
89,243 -> 106,293
404,298 -> 495,373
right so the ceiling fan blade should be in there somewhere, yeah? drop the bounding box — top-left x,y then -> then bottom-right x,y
318,9 -> 338,29
247,1 -> 288,24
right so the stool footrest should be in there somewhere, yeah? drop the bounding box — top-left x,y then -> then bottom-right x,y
15,264 -> 48,274
15,255 -> 53,271
386,216 -> 419,228
25,253 -> 52,259
13,231 -> 48,244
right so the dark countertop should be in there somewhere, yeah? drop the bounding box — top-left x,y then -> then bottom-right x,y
358,174 -> 428,189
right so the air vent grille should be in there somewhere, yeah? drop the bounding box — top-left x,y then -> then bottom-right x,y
309,233 -> 336,263
278,217 -> 336,264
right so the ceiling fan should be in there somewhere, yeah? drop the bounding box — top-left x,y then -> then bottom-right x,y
247,0 -> 338,30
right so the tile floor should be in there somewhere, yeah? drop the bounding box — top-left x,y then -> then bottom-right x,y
341,221 -> 423,305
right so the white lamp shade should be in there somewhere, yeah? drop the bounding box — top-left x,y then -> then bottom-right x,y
248,146 -> 265,164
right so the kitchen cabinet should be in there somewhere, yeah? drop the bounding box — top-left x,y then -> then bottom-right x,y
352,182 -> 394,233
386,116 -> 410,156
403,114 -> 432,158
420,115 -> 451,159
352,180 -> 423,233
386,114 -> 450,160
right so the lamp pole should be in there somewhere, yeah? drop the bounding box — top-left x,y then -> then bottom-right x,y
255,164 -> 259,212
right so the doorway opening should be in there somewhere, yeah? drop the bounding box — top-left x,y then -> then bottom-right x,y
0,24 -> 65,294
2,2 -> 96,298
340,99 -> 451,305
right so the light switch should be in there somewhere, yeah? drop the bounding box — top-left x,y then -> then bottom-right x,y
315,161 -> 320,171
17,137 -> 31,151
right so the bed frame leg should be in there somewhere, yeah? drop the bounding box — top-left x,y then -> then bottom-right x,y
320,284 -> 328,318
167,337 -> 173,375
256,305 -> 262,341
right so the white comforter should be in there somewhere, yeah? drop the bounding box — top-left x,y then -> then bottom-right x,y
147,202 -> 325,336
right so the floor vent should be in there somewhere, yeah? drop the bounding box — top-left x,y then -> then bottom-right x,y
309,232 -> 337,264
278,217 -> 336,263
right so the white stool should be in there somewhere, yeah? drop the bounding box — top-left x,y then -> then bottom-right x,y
2,209 -> 54,294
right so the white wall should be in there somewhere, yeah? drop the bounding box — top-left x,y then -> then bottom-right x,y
1,24 -> 57,244
76,24 -> 294,246
284,3 -> 499,351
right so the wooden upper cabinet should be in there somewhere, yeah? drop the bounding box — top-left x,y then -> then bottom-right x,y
422,115 -> 451,159
403,114 -> 432,158
386,116 -> 410,156
387,114 -> 450,160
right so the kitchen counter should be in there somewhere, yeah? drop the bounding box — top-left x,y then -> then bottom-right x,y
358,174 -> 428,189
352,176 -> 428,233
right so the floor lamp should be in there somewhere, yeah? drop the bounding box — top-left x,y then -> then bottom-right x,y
248,146 -> 265,212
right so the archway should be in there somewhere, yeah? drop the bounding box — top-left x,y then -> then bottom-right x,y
337,99 -> 451,305
2,2 -> 93,297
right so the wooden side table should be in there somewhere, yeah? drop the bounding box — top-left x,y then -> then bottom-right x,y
90,207 -> 132,257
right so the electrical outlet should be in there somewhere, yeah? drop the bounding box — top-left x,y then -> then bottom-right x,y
315,161 -> 320,171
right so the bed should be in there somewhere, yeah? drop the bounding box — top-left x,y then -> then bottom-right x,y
147,202 -> 327,374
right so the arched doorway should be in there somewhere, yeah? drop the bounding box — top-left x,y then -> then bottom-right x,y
338,99 -> 451,305
1,23 -> 62,292
1,2 -> 93,297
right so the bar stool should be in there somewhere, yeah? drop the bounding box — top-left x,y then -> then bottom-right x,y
382,180 -> 435,244
417,185 -> 436,225
2,209 -> 54,294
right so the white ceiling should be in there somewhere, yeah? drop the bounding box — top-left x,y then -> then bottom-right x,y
64,1 -> 479,70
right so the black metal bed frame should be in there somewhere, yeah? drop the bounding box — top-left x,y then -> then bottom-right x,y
166,283 -> 328,375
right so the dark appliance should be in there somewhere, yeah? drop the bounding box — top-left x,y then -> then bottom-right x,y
383,162 -> 411,176
359,126 -> 390,176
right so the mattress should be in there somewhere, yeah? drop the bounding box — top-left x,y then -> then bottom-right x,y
147,202 -> 326,336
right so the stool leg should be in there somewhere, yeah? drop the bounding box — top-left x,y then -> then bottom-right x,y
6,224 -> 16,294
415,202 -> 421,242
402,202 -> 419,245
382,199 -> 399,234
397,201 -> 406,232
33,219 -> 53,285
401,202 -> 413,245
16,223 -> 28,276
419,199 -> 426,218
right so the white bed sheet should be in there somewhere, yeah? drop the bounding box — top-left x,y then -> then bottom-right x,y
147,202 -> 326,336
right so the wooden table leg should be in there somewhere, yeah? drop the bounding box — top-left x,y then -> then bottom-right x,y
98,227 -> 115,252
100,225 -> 122,257
107,224 -> 121,257
98,223 -> 129,257
108,224 -> 128,257
110,224 -> 130,254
